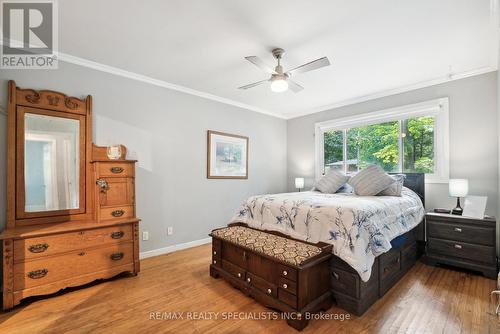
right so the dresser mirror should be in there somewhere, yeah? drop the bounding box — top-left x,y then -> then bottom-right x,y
7,82 -> 94,226
23,111 -> 82,213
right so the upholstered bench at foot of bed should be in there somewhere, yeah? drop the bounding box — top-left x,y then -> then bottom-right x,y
209,224 -> 333,331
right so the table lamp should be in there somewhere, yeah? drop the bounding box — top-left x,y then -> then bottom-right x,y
295,178 -> 304,192
449,179 -> 468,215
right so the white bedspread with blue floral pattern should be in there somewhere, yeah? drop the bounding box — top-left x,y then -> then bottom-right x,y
230,187 -> 424,281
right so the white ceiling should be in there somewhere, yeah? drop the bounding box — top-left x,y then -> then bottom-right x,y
58,0 -> 498,118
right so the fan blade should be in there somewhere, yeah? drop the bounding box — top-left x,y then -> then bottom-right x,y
287,79 -> 304,93
238,80 -> 268,90
285,57 -> 330,76
245,56 -> 276,74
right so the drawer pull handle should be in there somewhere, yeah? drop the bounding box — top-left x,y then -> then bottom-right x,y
110,167 -> 124,174
332,272 -> 339,280
28,243 -> 49,253
28,269 -> 48,279
237,273 -> 242,278
110,252 -> 124,261
78,252 -> 86,256
111,210 -> 125,217
454,227 -> 462,232
283,270 -> 288,276
247,277 -> 251,283
267,288 -> 272,294
283,283 -> 288,289
111,231 -> 125,239
454,244 -> 462,249
96,179 -> 109,192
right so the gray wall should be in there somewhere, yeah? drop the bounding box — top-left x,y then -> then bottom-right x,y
0,64 -> 498,256
0,62 -> 288,252
288,72 -> 498,217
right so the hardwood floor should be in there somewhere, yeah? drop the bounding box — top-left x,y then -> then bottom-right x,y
0,244 -> 498,333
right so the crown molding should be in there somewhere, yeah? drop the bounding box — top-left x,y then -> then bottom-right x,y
55,52 -> 286,119
285,66 -> 497,119
0,37 -> 285,119
49,54 -> 500,121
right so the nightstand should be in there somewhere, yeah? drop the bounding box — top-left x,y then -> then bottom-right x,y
425,212 -> 497,279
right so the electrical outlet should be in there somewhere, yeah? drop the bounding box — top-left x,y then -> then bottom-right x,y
167,226 -> 173,235
142,231 -> 149,241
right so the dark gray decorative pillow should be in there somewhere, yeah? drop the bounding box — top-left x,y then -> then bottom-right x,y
336,183 -> 354,194
314,170 -> 349,193
348,164 -> 396,196
378,174 -> 406,196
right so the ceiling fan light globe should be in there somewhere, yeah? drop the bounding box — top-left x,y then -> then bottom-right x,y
270,78 -> 288,93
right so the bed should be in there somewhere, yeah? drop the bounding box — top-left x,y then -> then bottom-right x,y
229,173 -> 425,315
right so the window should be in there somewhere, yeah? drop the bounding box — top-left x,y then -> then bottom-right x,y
316,98 -> 449,183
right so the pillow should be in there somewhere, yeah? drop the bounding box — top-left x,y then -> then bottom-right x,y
378,174 -> 406,196
336,183 -> 354,194
314,170 -> 349,193
348,164 -> 396,196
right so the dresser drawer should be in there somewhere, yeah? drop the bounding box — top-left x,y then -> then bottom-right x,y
380,249 -> 401,281
247,272 -> 277,298
331,268 -> 359,299
221,260 -> 245,281
14,242 -> 133,290
212,238 -> 221,257
98,178 -> 135,207
14,225 -> 132,261
278,264 -> 297,282
278,288 -> 297,308
427,220 -> 495,246
97,162 -> 134,178
100,205 -> 134,220
278,277 -> 297,295
401,242 -> 417,272
427,238 -> 496,264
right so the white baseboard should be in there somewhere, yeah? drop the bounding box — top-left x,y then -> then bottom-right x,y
139,237 -> 211,260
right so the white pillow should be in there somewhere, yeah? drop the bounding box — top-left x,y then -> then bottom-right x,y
314,170 -> 349,193
378,174 -> 406,196
348,165 -> 396,196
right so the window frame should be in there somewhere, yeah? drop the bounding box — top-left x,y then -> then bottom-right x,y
314,98 -> 449,183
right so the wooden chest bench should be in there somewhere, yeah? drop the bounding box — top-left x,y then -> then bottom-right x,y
209,224 -> 332,331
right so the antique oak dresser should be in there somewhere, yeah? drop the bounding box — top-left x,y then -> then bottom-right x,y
1,81 -> 140,310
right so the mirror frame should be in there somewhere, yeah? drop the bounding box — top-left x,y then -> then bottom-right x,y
7,81 -> 94,227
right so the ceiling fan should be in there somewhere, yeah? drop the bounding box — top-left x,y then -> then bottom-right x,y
238,48 -> 330,93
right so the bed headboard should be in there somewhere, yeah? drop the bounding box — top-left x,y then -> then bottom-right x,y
392,173 -> 425,206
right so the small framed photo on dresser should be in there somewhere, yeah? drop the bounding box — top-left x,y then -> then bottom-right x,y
207,130 -> 248,179
462,195 -> 488,219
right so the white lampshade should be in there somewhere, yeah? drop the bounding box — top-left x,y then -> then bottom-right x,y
449,179 -> 468,197
295,177 -> 305,189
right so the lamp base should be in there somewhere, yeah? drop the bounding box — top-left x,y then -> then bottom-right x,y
451,197 -> 463,215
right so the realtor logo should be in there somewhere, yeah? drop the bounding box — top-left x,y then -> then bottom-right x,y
1,0 -> 58,69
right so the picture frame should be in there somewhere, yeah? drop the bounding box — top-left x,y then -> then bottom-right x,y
462,195 -> 488,219
207,130 -> 248,179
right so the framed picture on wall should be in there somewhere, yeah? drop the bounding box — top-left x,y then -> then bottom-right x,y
207,130 -> 248,179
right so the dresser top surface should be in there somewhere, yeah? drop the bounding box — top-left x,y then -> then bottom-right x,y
0,218 -> 140,240
426,212 -> 496,224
